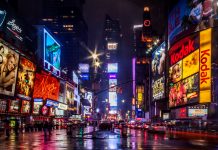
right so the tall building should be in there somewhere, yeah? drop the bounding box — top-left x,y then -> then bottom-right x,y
102,14 -> 122,117
9,0 -> 88,75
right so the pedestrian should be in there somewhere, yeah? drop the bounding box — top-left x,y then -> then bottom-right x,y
48,121 -> 53,135
43,121 -> 48,136
14,119 -> 20,135
4,120 -> 10,137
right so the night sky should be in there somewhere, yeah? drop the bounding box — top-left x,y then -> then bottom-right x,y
84,0 -> 168,105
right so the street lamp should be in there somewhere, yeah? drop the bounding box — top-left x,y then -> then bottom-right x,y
122,99 -> 125,103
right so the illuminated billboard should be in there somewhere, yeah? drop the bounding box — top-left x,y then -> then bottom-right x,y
168,0 -> 215,46
152,77 -> 164,100
0,42 -> 19,96
21,100 -> 30,114
65,83 -> 74,109
9,99 -> 20,113
188,105 -> 208,117
136,85 -> 144,107
168,29 -> 212,108
33,71 -> 60,101
109,79 -> 117,92
152,42 -> 166,77
16,57 -> 36,100
44,29 -> 61,77
107,42 -> 118,50
152,42 -> 166,101
33,98 -> 43,115
107,63 -> 118,73
109,92 -> 117,107
78,64 -> 89,73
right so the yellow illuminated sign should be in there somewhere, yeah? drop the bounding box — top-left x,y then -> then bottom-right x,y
183,49 -> 199,79
199,28 -> 211,103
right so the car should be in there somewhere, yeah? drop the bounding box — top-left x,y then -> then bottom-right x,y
148,123 -> 166,133
143,123 -> 150,130
136,123 -> 143,129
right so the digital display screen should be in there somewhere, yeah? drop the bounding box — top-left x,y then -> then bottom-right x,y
79,64 -> 89,73
44,29 -> 61,76
33,71 -> 60,101
109,92 -> 117,107
107,63 -> 118,73
33,98 -> 43,114
109,79 -> 117,92
16,57 -> 36,100
168,0 -> 215,46
0,42 -> 19,96
188,108 -> 207,117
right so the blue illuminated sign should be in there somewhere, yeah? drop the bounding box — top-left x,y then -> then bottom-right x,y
46,99 -> 59,108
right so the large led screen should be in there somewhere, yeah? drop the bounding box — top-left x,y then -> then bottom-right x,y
169,74 -> 199,108
152,77 -> 165,100
16,57 -> 36,100
109,92 -> 117,107
168,29 -> 212,107
44,29 -> 61,76
0,42 -> 19,96
188,108 -> 207,117
151,42 -> 166,101
152,42 -> 166,77
168,0 -> 216,46
33,71 -> 60,101
109,79 -> 117,92
107,63 -> 118,73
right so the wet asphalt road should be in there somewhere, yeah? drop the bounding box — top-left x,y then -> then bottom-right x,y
0,127 -> 218,150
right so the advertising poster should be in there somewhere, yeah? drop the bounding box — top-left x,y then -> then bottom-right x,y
188,108 -> 208,117
0,99 -> 7,112
44,29 -> 61,76
41,105 -> 48,115
109,92 -> 117,107
151,42 -> 166,77
107,63 -> 118,73
9,99 -> 20,113
136,86 -> 144,106
16,57 -> 36,100
21,100 -> 30,113
168,0 -> 216,46
183,49 -> 199,78
169,60 -> 183,83
33,98 -> 43,115
66,83 -> 74,109
109,79 -> 117,92
152,77 -> 165,100
33,71 -> 60,101
0,42 -> 19,96
169,74 -> 199,108
78,64 -> 89,73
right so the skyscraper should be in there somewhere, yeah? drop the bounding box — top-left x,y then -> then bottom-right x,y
102,14 -> 122,116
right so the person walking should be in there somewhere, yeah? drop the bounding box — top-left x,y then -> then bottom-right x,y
43,121 -> 48,136
14,119 -> 19,136
5,120 -> 10,137
48,121 -> 53,136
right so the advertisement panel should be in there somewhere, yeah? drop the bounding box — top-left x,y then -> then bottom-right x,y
136,85 -> 144,106
78,64 -> 89,73
45,99 -> 59,108
169,74 -> 199,108
9,99 -> 20,113
199,28 -> 211,103
168,29 -> 212,108
169,60 -> 183,83
188,108 -> 208,117
21,100 -> 30,113
58,103 -> 68,110
152,77 -> 165,100
168,0 -> 216,46
33,71 -> 60,101
107,63 -> 118,73
109,92 -> 117,107
44,29 -> 61,76
0,42 -> 19,96
16,57 -> 36,100
152,42 -> 166,77
66,83 -> 74,109
183,49 -> 199,79
33,98 -> 43,115
109,79 -> 117,92
0,99 -> 7,112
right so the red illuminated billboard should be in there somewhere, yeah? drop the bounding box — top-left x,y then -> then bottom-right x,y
33,71 -> 60,101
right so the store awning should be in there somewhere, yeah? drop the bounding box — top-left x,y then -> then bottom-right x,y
81,98 -> 91,107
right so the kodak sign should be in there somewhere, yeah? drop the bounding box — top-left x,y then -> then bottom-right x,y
199,29 -> 211,103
